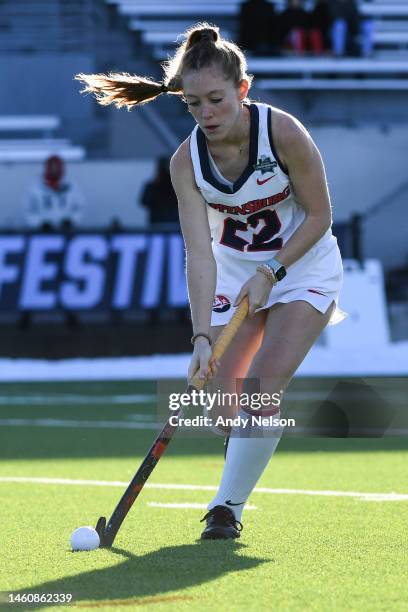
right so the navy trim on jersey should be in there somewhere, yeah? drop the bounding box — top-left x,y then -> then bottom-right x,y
196,103 -> 259,194
267,107 -> 289,176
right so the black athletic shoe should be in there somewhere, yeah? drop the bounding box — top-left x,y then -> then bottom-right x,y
200,505 -> 243,540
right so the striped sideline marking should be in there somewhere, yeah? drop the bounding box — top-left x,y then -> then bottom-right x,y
0,394 -> 156,406
0,418 -> 159,430
0,477 -> 406,502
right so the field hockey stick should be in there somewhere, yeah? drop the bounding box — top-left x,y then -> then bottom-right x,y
95,297 -> 249,547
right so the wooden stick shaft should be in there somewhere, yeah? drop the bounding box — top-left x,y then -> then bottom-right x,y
190,297 -> 249,391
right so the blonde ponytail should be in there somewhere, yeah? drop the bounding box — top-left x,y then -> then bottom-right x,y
74,72 -> 181,109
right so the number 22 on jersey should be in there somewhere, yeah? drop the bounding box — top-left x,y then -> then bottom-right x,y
220,209 -> 283,253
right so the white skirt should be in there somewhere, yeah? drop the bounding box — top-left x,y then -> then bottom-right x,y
211,236 -> 344,327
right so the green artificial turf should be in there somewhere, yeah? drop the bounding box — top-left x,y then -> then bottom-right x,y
0,380 -> 407,611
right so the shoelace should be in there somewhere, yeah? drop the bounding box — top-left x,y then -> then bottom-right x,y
200,508 -> 243,532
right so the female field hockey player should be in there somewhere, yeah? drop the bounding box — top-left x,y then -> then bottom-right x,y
76,22 -> 343,540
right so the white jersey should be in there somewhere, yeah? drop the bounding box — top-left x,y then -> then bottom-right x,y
190,102 -> 332,261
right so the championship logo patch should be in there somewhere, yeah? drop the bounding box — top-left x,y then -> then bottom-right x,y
253,155 -> 277,175
213,294 -> 231,313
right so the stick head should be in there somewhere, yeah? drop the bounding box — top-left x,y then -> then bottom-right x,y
95,516 -> 116,548
95,516 -> 107,546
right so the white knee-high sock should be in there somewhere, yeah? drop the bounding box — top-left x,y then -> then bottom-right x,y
208,409 -> 283,522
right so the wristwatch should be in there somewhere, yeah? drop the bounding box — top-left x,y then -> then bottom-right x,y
266,257 -> 286,281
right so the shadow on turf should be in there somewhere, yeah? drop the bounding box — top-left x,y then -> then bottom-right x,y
6,544 -> 268,610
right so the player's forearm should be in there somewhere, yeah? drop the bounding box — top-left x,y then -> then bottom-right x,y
186,252 -> 217,335
275,212 -> 331,269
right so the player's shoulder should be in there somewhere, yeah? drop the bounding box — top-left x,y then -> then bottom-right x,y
267,104 -> 315,165
170,136 -> 193,177
170,136 -> 198,194
269,105 -> 310,148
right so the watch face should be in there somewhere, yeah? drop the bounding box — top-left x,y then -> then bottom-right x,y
275,266 -> 286,281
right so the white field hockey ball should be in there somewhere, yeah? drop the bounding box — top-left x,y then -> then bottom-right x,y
70,526 -> 100,551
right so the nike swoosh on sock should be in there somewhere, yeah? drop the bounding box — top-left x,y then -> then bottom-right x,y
226,499 -> 245,506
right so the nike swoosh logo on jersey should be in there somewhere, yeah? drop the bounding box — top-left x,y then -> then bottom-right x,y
308,289 -> 326,296
256,176 -> 274,185
226,499 -> 245,506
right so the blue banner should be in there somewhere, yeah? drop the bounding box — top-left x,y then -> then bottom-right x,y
0,225 -> 348,312
0,232 -> 188,312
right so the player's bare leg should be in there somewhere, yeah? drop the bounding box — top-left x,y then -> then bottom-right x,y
206,309 -> 267,431
248,300 -> 335,397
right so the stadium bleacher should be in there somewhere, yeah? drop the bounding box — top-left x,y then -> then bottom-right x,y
106,0 -> 408,79
102,1 -> 408,98
0,0 -> 93,53
1,0 -> 407,156
0,115 -> 60,135
129,18 -> 408,51
250,57 -> 408,89
0,115 -> 85,161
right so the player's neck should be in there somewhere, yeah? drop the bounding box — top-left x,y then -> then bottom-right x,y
212,105 -> 250,154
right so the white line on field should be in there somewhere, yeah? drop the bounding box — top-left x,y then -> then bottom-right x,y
125,414 -> 159,421
147,502 -> 256,510
0,476 -> 406,502
0,394 -> 156,405
0,418 -> 159,430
